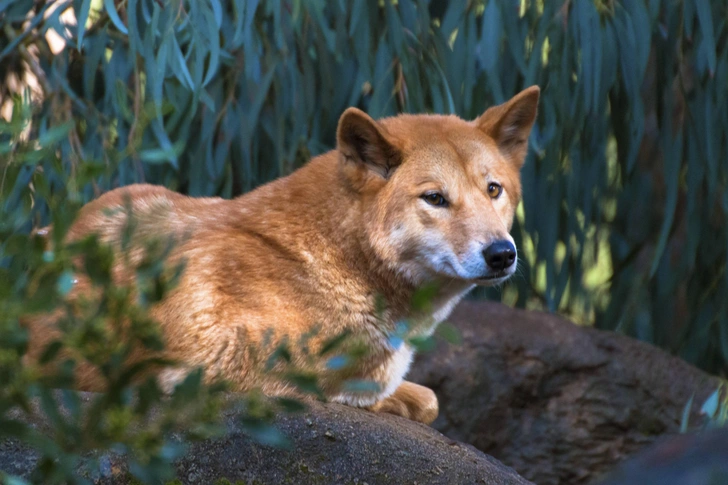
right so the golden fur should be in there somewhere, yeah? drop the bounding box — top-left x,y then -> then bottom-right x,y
24,87 -> 539,424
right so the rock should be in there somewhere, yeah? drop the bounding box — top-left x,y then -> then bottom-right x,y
409,301 -> 723,485
4,301 -> 720,484
592,427 -> 728,485
177,400 -> 532,485
0,396 -> 531,485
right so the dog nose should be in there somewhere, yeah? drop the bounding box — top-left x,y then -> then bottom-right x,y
483,241 -> 517,271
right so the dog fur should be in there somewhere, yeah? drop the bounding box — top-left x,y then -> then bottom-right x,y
24,86 -> 539,424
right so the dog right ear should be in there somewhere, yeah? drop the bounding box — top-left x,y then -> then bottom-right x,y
475,86 -> 540,168
337,108 -> 402,180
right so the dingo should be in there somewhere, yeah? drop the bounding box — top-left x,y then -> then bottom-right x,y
26,87 -> 539,424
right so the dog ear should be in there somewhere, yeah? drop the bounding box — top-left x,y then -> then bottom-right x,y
475,86 -> 540,167
337,108 -> 402,179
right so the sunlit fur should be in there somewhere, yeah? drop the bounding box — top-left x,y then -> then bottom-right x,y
24,87 -> 539,424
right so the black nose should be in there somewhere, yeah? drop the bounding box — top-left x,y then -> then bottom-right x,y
483,241 -> 517,271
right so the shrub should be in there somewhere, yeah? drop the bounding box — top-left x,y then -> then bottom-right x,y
2,0 -> 728,482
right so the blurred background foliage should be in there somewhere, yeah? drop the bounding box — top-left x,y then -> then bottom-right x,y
1,0 -> 727,482
0,0 -> 726,407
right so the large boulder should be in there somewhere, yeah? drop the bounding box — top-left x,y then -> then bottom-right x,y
0,395 -> 531,485
3,301 -> 722,485
409,301 -> 723,485
593,427 -> 728,485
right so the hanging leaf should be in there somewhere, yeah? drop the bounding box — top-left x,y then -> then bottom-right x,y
75,0 -> 92,49
694,0 -> 717,75
103,0 -> 129,35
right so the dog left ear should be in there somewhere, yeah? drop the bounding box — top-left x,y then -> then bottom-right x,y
475,86 -> 540,167
337,108 -> 402,179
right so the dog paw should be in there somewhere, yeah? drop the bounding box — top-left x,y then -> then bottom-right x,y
367,381 -> 438,424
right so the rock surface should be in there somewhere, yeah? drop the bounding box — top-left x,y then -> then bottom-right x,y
0,396 -> 532,485
593,427 -> 728,485
409,301 -> 724,485
3,301 -> 723,485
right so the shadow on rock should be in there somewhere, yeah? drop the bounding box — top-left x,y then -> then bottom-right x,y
592,427 -> 728,485
410,301 -> 723,485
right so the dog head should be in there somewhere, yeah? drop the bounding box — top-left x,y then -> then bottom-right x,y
337,86 -> 539,286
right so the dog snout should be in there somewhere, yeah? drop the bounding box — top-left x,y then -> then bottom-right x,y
483,240 -> 516,271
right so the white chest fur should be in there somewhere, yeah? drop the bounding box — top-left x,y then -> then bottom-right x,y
330,283 -> 472,408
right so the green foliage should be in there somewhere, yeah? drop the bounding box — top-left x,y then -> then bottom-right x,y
0,95 -> 225,484
1,0 -> 728,481
681,384 -> 728,431
0,95 -> 307,484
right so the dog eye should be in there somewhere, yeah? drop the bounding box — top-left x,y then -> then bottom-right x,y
487,183 -> 502,199
422,192 -> 448,207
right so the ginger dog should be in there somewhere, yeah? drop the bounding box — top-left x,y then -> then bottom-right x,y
25,86 -> 539,424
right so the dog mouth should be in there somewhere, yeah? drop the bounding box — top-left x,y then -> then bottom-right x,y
475,272 -> 512,284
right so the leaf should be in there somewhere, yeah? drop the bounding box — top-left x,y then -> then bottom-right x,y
408,335 -> 436,352
0,0 -> 19,14
0,419 -> 28,438
649,130 -> 682,278
425,50 -> 455,114
623,0 -> 652,79
103,0 -> 129,35
38,121 -> 73,147
572,0 -> 602,113
411,283 -> 439,312
168,35 -> 195,89
283,372 -> 322,398
385,1 -> 404,57
171,368 -> 204,401
501,0 -> 527,75
61,389 -> 82,420
439,0 -> 466,38
683,0 -> 695,40
0,2 -> 56,61
245,67 -> 277,132
38,388 -> 65,431
138,140 -> 185,164
680,394 -> 694,432
318,330 -> 352,356
613,6 -> 645,174
325,355 -> 349,370
478,0 -> 501,73
435,322 -> 462,345
240,418 -> 291,448
209,0 -> 223,28
75,0 -> 92,49
694,0 -> 716,75
275,397 -> 307,413
55,269 -> 76,296
265,343 -> 292,371
1,475 -> 30,485
201,6 -> 221,87
342,379 -> 380,393
39,341 -> 63,365
719,312 -> 728,365
700,388 -> 721,419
